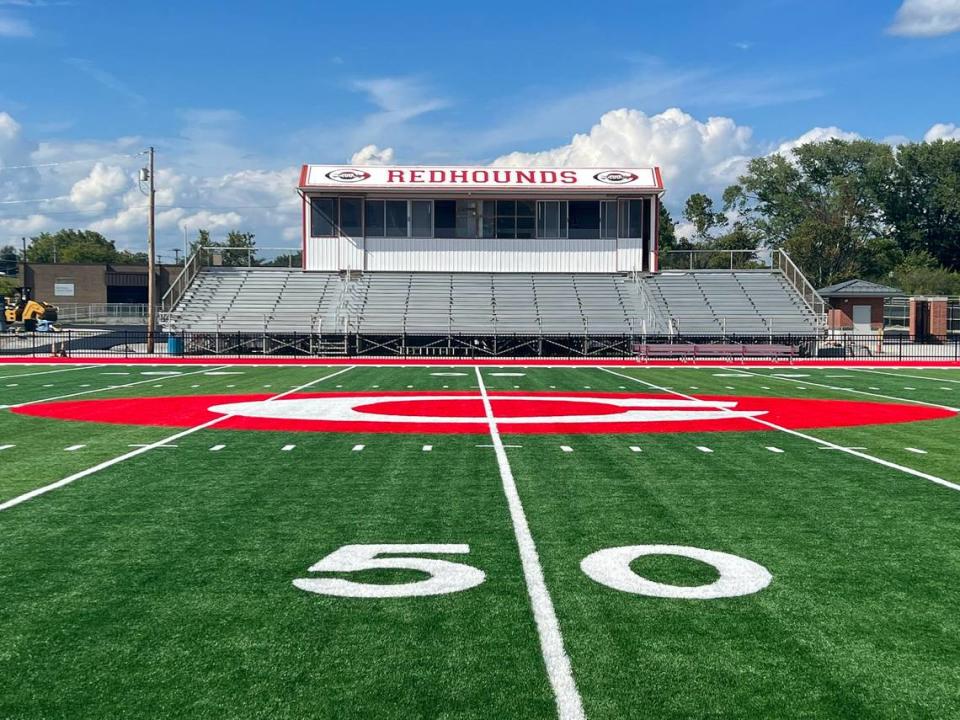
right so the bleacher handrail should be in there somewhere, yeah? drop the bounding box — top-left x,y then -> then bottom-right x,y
771,250 -> 827,327
161,248 -> 202,313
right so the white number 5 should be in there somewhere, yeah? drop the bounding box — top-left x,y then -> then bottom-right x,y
293,544 -> 486,598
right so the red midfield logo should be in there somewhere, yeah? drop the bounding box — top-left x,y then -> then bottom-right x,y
594,170 -> 639,184
325,168 -> 371,183
11,392 -> 954,435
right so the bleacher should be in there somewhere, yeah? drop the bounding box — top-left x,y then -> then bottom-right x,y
646,271 -> 820,334
164,268 -> 822,336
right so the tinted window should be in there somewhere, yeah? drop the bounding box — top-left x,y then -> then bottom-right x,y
340,197 -> 363,237
600,201 -> 617,239
618,199 -> 643,239
434,200 -> 457,237
537,201 -> 568,239
411,200 -> 433,237
310,197 -> 336,237
456,200 -> 480,238
629,199 -> 643,238
568,201 -> 600,239
481,201 -> 497,238
365,200 -> 385,237
385,200 -> 408,237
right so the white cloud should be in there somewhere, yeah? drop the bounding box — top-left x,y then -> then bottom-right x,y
494,107 -> 755,203
1,106 -> 957,261
0,13 -> 32,36
68,163 -> 128,213
924,122 -> 960,140
768,126 -> 861,157
350,144 -> 394,165
888,0 -> 960,37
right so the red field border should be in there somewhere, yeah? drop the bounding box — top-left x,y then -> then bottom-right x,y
0,357 -> 958,368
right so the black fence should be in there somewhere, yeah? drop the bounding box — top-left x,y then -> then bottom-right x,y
2,329 -> 959,361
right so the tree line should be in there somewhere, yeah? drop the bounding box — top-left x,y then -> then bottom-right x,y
0,228 -> 301,275
4,137 -> 960,295
660,138 -> 960,295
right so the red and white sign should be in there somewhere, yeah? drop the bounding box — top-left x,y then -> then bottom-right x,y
13,391 -> 953,434
300,165 -> 663,193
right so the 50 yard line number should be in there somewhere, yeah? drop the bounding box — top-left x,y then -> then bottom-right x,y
293,543 -> 772,600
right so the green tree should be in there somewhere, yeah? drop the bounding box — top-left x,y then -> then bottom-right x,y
724,139 -> 898,286
0,244 -> 17,275
683,193 -> 728,242
889,250 -> 960,295
188,229 -> 259,266
883,140 -> 960,269
223,230 -> 258,266
27,229 -> 121,264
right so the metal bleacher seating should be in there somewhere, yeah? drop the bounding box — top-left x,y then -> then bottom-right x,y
165,268 -> 821,336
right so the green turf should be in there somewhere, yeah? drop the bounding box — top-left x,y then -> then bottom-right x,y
2,363 -> 960,719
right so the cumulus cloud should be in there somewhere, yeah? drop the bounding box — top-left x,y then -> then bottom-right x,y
924,122 -> 960,140
68,163 -> 128,213
768,126 -> 862,157
1,106 -> 958,260
888,0 -> 960,37
350,144 -> 394,165
494,108 -> 755,202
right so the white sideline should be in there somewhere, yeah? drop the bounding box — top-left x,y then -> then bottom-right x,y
0,364 -> 97,381
474,367 -> 585,720
0,366 -> 355,512
599,367 -> 960,494
726,367 -> 960,413
849,368 -> 960,386
1,364 -> 233,409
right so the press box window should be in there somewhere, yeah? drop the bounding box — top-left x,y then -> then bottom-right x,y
310,197 -> 363,237
618,199 -> 644,239
339,197 -> 363,237
537,201 -> 568,239
310,197 -> 337,237
411,200 -> 433,238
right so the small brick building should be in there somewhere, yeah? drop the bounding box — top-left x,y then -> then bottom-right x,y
17,262 -> 179,305
818,279 -> 902,333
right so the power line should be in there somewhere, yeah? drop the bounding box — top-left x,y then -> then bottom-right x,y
0,154 -> 139,173
0,195 -> 71,205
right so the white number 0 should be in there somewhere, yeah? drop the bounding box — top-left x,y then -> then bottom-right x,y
293,544 -> 487,598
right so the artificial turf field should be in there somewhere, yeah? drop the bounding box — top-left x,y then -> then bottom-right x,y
2,361 -> 960,719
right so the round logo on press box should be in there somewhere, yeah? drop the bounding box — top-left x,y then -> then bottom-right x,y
325,168 -> 371,183
593,170 -> 639,184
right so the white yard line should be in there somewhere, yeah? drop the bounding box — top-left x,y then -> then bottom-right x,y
0,364 -> 97,381
474,367 -> 585,720
599,367 -> 960,494
849,368 -> 960,386
1,364 -> 233,409
0,366 -> 354,512
724,367 -> 959,413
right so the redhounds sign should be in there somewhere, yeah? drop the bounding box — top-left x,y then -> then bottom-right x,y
301,165 -> 663,192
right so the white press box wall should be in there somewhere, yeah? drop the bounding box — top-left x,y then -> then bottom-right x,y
299,165 -> 663,273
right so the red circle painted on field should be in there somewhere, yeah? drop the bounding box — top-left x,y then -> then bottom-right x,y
11,391 -> 955,434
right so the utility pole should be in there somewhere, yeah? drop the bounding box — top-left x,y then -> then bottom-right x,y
144,147 -> 157,353
173,248 -> 181,265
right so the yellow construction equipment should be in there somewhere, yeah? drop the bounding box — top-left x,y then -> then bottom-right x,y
2,287 -> 58,332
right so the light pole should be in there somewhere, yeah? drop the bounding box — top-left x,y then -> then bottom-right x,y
141,147 -> 156,353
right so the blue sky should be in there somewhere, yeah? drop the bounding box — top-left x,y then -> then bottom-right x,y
1,0 -> 959,254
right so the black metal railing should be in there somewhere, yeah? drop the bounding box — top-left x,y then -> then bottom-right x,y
2,329 -> 959,361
